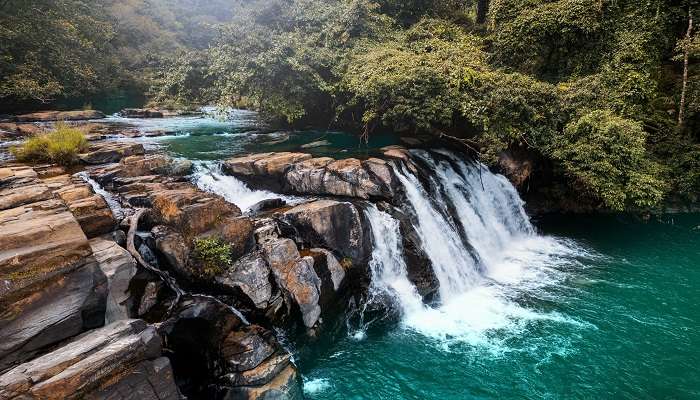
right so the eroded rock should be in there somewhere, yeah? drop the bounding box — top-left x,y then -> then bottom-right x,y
0,319 -> 180,400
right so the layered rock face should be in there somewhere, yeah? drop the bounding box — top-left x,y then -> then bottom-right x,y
0,167 -> 107,371
0,319 -> 179,400
223,152 -> 398,200
11,110 -> 105,122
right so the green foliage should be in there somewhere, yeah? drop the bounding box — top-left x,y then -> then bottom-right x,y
552,110 -> 667,210
192,237 -> 233,277
344,19 -> 484,133
12,123 -> 88,166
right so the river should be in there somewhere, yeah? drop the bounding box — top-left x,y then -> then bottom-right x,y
106,109 -> 700,400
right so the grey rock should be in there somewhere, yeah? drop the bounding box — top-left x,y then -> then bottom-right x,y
90,238 -> 137,323
217,251 -> 273,310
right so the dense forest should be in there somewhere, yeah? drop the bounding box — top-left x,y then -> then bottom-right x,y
1,0 -> 698,211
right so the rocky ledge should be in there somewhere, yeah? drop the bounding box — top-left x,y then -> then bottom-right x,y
223,152 -> 399,200
0,122 -> 447,399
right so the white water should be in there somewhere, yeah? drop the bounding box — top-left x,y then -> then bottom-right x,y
363,150 -> 591,348
191,161 -> 300,212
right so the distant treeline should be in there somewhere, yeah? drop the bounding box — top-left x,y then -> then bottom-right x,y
1,0 -> 699,210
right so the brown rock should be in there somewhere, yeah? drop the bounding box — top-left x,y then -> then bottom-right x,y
0,319 -> 180,400
14,110 -> 105,122
79,142 -> 145,165
281,200 -> 370,263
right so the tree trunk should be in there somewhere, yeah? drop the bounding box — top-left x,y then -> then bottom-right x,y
679,12 -> 693,127
476,0 -> 489,24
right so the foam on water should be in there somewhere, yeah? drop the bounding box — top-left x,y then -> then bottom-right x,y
363,150 -> 593,351
191,161 -> 300,212
303,378 -> 333,395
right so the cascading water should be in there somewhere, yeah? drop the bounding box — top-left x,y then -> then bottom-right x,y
191,161 -> 299,211
362,149 -> 586,345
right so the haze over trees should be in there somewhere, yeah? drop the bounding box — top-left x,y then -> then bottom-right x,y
1,0 -> 698,211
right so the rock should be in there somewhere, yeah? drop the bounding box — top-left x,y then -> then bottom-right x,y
138,281 -> 162,317
0,167 -> 53,211
46,174 -> 117,238
281,200 -> 370,263
90,238 -> 137,323
79,142 -> 145,165
223,365 -> 302,400
13,110 -> 105,122
248,198 -> 287,215
119,108 -> 164,118
497,149 -> 534,189
382,145 -> 411,162
0,122 -> 43,137
217,251 -> 273,310
0,319 -> 180,400
153,226 -> 191,277
263,239 -> 321,328
225,152 -> 396,200
309,248 -> 345,292
221,325 -> 276,373
222,152 -> 312,191
150,185 -> 242,238
0,198 -> 108,370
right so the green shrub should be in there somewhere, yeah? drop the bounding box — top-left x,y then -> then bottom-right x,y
192,237 -> 232,276
11,123 -> 88,166
552,110 -> 667,211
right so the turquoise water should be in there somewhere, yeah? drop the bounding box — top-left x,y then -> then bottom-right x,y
107,109 -> 401,160
110,112 -> 700,399
300,214 -> 700,399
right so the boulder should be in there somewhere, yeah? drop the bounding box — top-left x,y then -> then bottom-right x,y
280,200 -> 370,263
79,142 -> 145,165
0,122 -> 43,137
224,152 -> 397,200
248,198 -> 287,215
90,238 -> 137,323
119,108 -> 164,118
223,152 -> 312,191
216,251 -> 273,310
0,198 -> 108,371
13,110 -> 105,122
223,365 -> 302,400
263,239 -> 321,328
0,319 -> 180,400
153,225 -> 191,277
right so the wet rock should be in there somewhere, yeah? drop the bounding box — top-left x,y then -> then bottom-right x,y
0,319 -> 180,400
221,325 -> 276,373
90,238 -> 137,323
217,251 -> 273,310
137,281 -> 163,317
79,142 -> 145,165
281,199 -> 370,263
0,199 -> 108,370
13,109 -> 105,122
382,145 -> 411,162
249,198 -> 287,215
263,239 -> 321,328
223,365 -> 302,400
119,108 -> 164,118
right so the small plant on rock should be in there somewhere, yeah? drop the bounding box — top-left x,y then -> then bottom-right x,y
192,237 -> 232,276
11,122 -> 88,166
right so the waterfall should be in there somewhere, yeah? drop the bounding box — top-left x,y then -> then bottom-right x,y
361,149 -> 581,344
364,204 -> 424,315
191,161 -> 299,212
